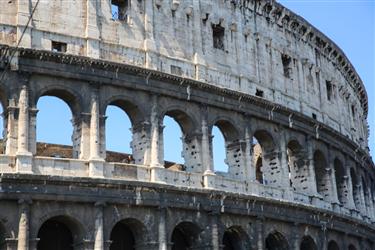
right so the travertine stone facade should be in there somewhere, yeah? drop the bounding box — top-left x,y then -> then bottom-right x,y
0,0 -> 374,250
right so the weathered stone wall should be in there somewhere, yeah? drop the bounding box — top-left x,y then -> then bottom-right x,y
0,0 -> 369,151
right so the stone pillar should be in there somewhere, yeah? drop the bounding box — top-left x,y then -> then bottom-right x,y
144,0 -> 155,68
244,127 -> 255,182
318,222 -> 327,250
16,85 -> 33,173
158,208 -> 167,250
150,96 -> 164,183
328,147 -> 340,205
202,115 -> 215,188
4,100 -> 17,155
291,223 -> 300,250
182,133 -> 203,173
254,218 -> 264,250
89,89 -> 105,177
94,202 -> 105,250
306,136 -> 318,195
192,0 -> 205,81
28,108 -> 38,156
17,199 -> 31,250
209,212 -> 220,250
279,131 -> 291,188
131,122 -> 151,166
85,0 -> 100,58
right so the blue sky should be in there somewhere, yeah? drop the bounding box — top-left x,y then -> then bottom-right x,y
1,1 -> 373,171
277,0 -> 375,157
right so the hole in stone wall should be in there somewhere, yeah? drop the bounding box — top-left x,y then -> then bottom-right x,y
105,105 -> 133,163
212,24 -> 225,50
312,113 -> 317,120
326,80 -> 335,101
255,89 -> 264,98
51,41 -> 67,53
111,0 -> 130,21
281,54 -> 292,78
36,96 -> 74,158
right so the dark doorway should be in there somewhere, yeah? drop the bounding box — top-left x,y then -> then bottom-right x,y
37,219 -> 73,250
171,222 -> 200,250
222,227 -> 248,250
328,241 -> 340,250
265,231 -> 289,250
300,236 -> 317,250
110,222 -> 135,250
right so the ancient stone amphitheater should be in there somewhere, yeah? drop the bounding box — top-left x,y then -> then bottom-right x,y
0,0 -> 374,249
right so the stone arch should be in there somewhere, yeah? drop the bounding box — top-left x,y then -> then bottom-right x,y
327,240 -> 340,250
287,139 -> 309,191
161,108 -> 201,172
350,167 -> 361,210
170,221 -> 202,250
253,130 -> 279,186
300,235 -> 317,250
104,97 -> 147,164
210,118 -> 243,175
109,218 -> 147,250
36,215 -> 85,250
35,87 -> 82,158
265,231 -> 289,250
334,158 -> 347,205
222,226 -> 250,250
314,150 -> 331,199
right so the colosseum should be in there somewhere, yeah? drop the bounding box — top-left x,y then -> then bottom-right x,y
0,0 -> 374,249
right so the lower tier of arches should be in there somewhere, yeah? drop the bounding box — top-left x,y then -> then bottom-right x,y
0,174 -> 374,250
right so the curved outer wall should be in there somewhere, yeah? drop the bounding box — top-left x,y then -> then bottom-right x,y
0,0 -> 374,250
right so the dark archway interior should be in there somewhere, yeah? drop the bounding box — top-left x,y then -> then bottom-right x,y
265,232 -> 289,250
300,236 -> 317,250
334,158 -> 346,203
327,240 -> 340,250
314,151 -> 329,197
256,156 -> 263,184
171,222 -> 200,250
348,244 -> 357,250
37,219 -> 73,250
222,227 -> 247,250
0,223 -> 6,250
110,222 -> 135,250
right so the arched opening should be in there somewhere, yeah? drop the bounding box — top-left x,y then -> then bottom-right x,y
105,105 -> 133,163
314,150 -> 331,199
253,130 -> 278,186
37,216 -> 82,250
265,231 -> 289,250
351,168 -> 361,210
171,222 -> 201,250
162,110 -> 200,172
212,120 -> 241,177
105,99 -> 146,165
212,126 -> 228,173
163,115 -> 184,167
334,158 -> 347,204
222,226 -> 249,250
287,140 -> 309,191
109,218 -> 146,250
300,236 -> 317,250
348,244 -> 357,250
327,240 -> 340,250
36,96 -> 75,158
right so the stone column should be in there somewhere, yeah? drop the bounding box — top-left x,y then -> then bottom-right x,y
291,223 -> 300,250
150,96 -> 164,183
94,202 -> 105,250
202,115 -> 215,188
16,85 -> 33,173
89,89 -> 105,178
158,208 -> 167,250
28,108 -> 38,156
131,122 -> 151,166
254,218 -> 264,250
4,99 -> 18,156
17,199 -> 31,250
209,212 -> 220,250
85,0 -> 100,58
244,127 -> 255,182
279,131 -> 291,188
328,147 -> 340,206
192,0 -> 205,81
144,0 -> 155,68
306,136 -> 318,195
